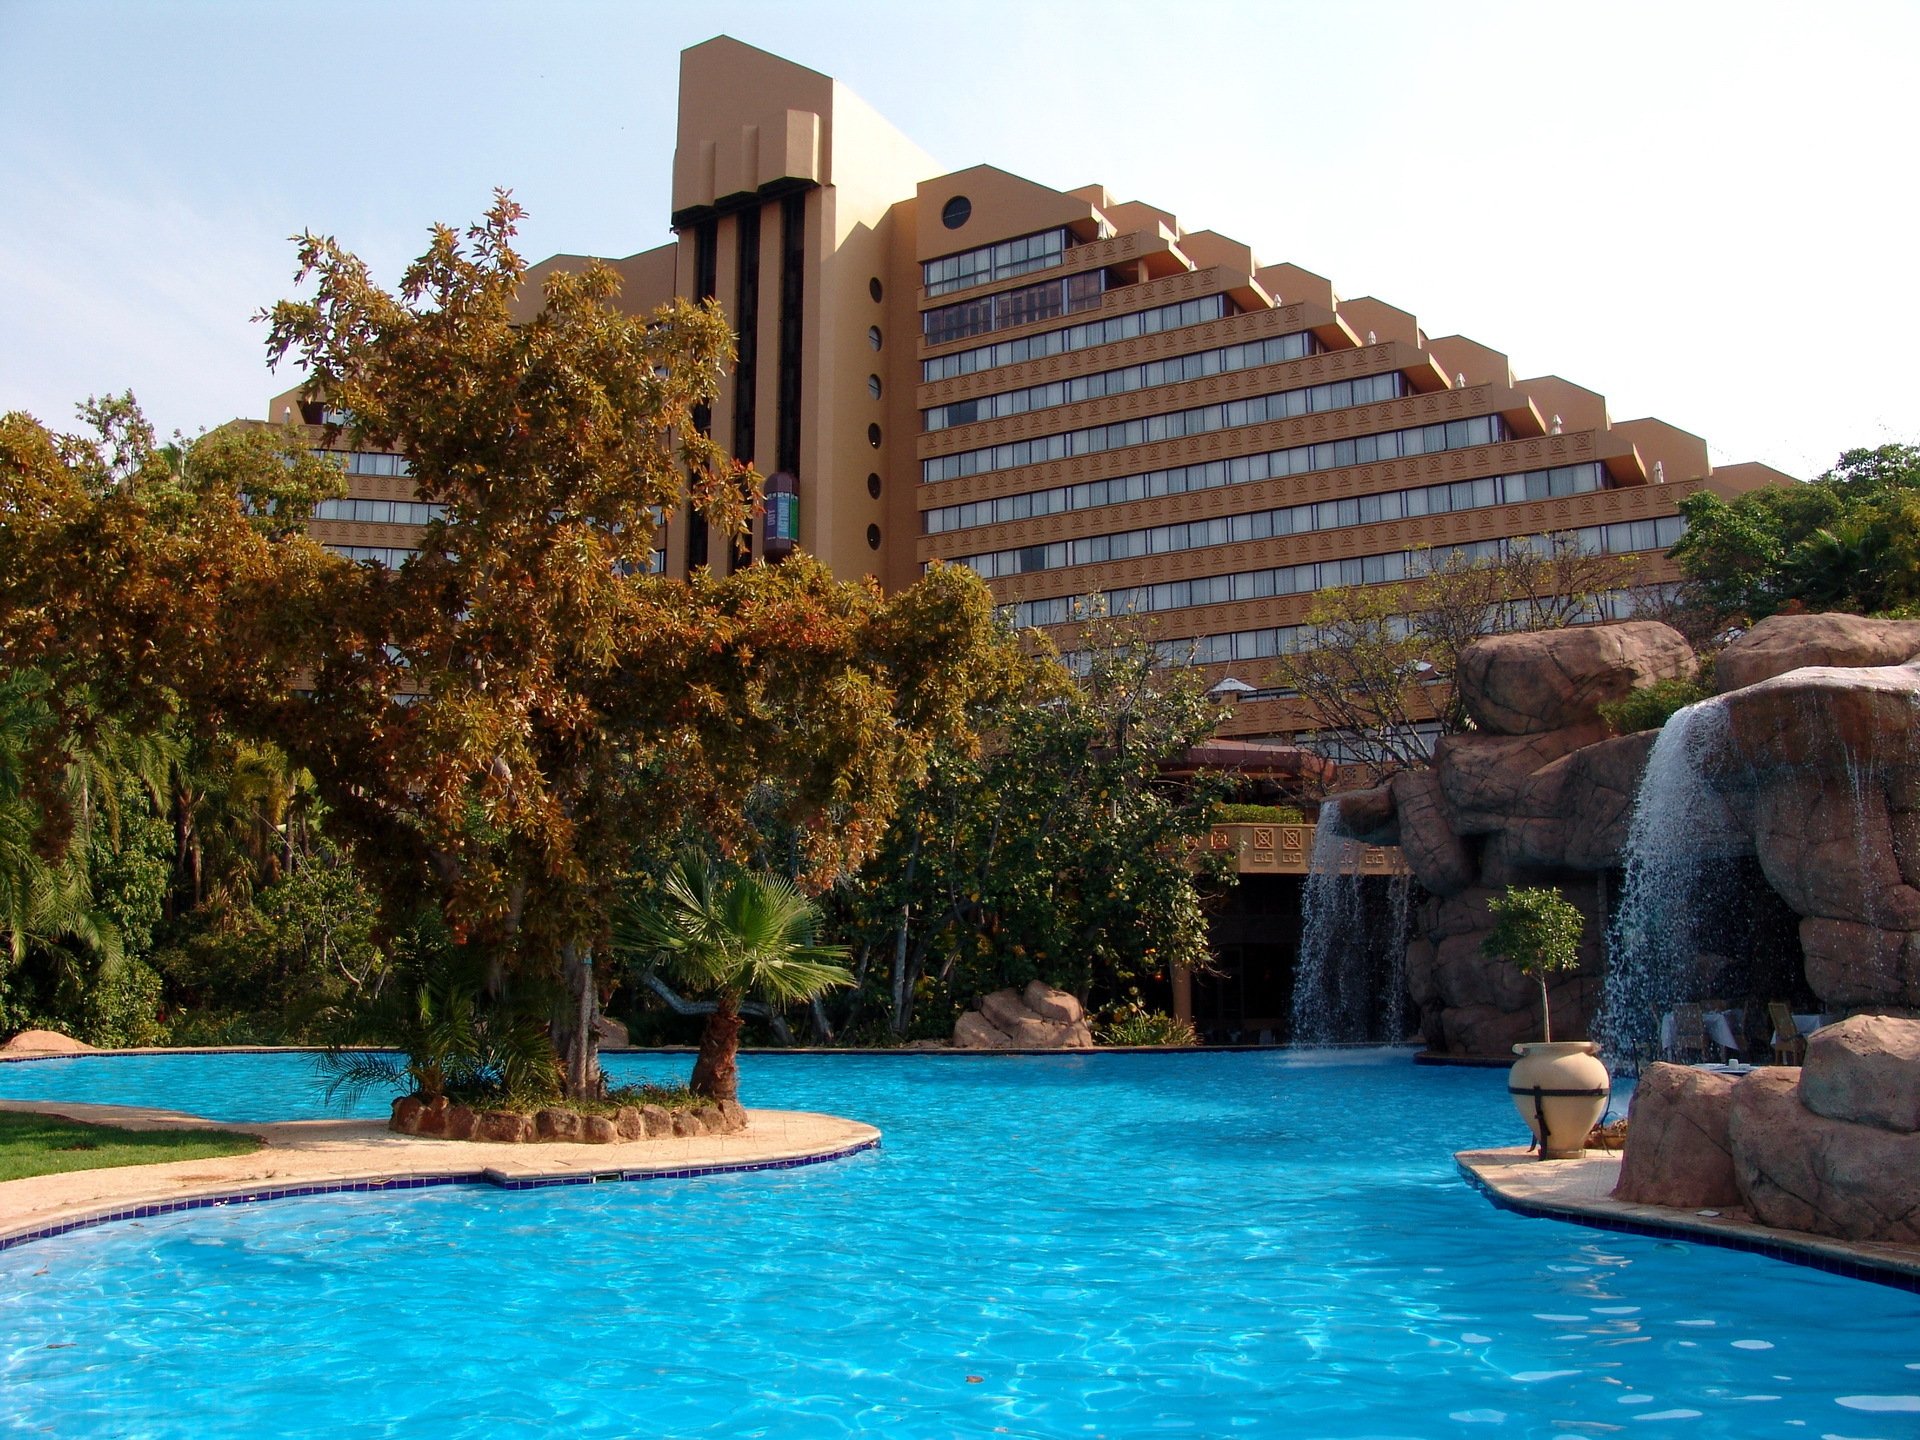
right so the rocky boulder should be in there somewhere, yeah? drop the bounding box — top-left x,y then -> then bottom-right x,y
1612,1063 -> 1743,1208
1438,1004 -> 1538,1056
1458,622 -> 1697,736
1729,1066 -> 1920,1244
533,1107 -> 584,1142
1797,918 -> 1920,1011
952,983 -> 1094,1049
592,1014 -> 630,1048
1435,723 -> 1610,835
1330,785 -> 1398,846
1390,767 -> 1475,895
1799,1014 -> 1920,1133
1750,773 -> 1920,929
1715,613 -> 1920,693
0,1029 -> 95,1055
472,1109 -> 535,1143
1516,731 -> 1659,872
1714,662 -> 1920,779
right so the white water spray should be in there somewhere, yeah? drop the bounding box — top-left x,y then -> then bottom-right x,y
1600,700 -> 1741,1067
1292,800 -> 1411,1045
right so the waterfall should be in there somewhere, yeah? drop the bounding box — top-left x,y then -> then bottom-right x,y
1599,699 -> 1738,1068
1290,802 -> 1397,1052
1381,870 -> 1414,1042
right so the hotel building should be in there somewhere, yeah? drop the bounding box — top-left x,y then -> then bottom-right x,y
280,35 -> 1789,751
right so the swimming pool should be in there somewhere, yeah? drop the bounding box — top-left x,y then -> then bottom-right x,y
2,1050 -> 1916,1438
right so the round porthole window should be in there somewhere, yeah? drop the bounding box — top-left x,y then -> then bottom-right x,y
866,524 -> 882,550
867,325 -> 882,351
867,423 -> 882,449
941,195 -> 972,230
867,374 -> 882,400
869,277 -> 883,303
866,472 -> 882,498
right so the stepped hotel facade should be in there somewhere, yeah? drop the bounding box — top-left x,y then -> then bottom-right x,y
281,35 -> 1789,748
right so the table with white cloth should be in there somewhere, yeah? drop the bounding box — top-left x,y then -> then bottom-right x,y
1659,1008 -> 1744,1056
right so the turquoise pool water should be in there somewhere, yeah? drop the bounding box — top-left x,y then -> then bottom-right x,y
2,1050 -> 1916,1439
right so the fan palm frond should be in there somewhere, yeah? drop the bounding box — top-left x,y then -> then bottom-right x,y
612,850 -> 853,1006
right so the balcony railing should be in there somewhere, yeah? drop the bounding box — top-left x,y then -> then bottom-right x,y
1193,823 -> 1406,876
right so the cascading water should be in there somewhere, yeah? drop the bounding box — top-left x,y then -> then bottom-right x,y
1380,869 -> 1414,1043
1291,802 -> 1370,1046
1292,798 -> 1416,1045
1600,698 -> 1741,1068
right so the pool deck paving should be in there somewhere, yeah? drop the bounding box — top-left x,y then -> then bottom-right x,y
0,1100 -> 879,1251
1458,1145 -> 1920,1290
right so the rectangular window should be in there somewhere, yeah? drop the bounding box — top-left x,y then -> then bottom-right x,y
922,228 -> 1069,297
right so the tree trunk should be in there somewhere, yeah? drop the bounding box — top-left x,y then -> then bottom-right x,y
557,943 -> 606,1100
1539,975 -> 1552,1044
690,991 -> 742,1103
890,833 -> 921,1037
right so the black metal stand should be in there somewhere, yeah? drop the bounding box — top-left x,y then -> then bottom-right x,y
1507,1082 -> 1612,1156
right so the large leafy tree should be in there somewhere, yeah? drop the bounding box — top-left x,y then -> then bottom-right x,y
2,196 -> 1007,1095
1670,443 -> 1920,621
822,614 -> 1229,1039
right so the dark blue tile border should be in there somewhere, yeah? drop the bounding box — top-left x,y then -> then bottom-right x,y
2,1044 -> 1425,1064
0,1137 -> 879,1255
1457,1157 -> 1920,1295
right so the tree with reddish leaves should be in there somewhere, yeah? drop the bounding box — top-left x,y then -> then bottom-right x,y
2,195 -> 1010,1098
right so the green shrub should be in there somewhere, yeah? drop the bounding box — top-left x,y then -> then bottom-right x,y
1597,677 -> 1711,734
162,1010 -> 294,1047
1211,803 -> 1306,825
79,960 -> 164,1049
1098,1006 -> 1199,1047
608,1082 -> 703,1113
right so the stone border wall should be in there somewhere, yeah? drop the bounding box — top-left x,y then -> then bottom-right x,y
390,1094 -> 748,1143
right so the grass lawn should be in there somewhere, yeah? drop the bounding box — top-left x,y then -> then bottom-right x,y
0,1111 -> 263,1183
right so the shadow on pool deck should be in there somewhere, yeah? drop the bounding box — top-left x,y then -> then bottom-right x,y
0,1100 -> 879,1253
1458,1145 -> 1920,1293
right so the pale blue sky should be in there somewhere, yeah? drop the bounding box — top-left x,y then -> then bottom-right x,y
2,0 -> 1914,479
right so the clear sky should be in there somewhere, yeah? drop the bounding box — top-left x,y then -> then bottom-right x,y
2,0 -> 1914,480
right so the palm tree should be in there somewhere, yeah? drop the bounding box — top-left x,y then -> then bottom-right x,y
0,671 -> 126,990
613,852 -> 852,1104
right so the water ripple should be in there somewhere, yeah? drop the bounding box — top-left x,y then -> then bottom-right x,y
1,1051 -> 1915,1438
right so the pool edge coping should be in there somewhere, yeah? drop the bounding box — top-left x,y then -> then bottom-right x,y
0,1110 -> 880,1256
1456,1146 -> 1920,1294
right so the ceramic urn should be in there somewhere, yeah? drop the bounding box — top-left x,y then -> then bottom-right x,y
1508,1040 -> 1611,1159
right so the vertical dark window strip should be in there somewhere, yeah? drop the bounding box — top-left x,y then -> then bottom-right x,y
686,217 -> 720,571
776,192 -> 805,478
693,217 -> 719,302
729,207 -> 761,572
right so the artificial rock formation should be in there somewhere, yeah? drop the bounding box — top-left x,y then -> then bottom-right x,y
1617,1017 -> 1920,1245
1331,622 -> 1694,1053
1327,614 -> 1920,1055
389,1095 -> 747,1142
1713,612 -> 1920,693
1798,1012 -> 1920,1135
1729,1065 -> 1920,1245
1458,621 -> 1698,735
0,1029 -> 95,1055
951,981 -> 1095,1049
1612,1063 -> 1743,1209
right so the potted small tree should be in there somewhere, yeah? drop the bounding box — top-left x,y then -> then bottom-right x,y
1483,886 -> 1609,1159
